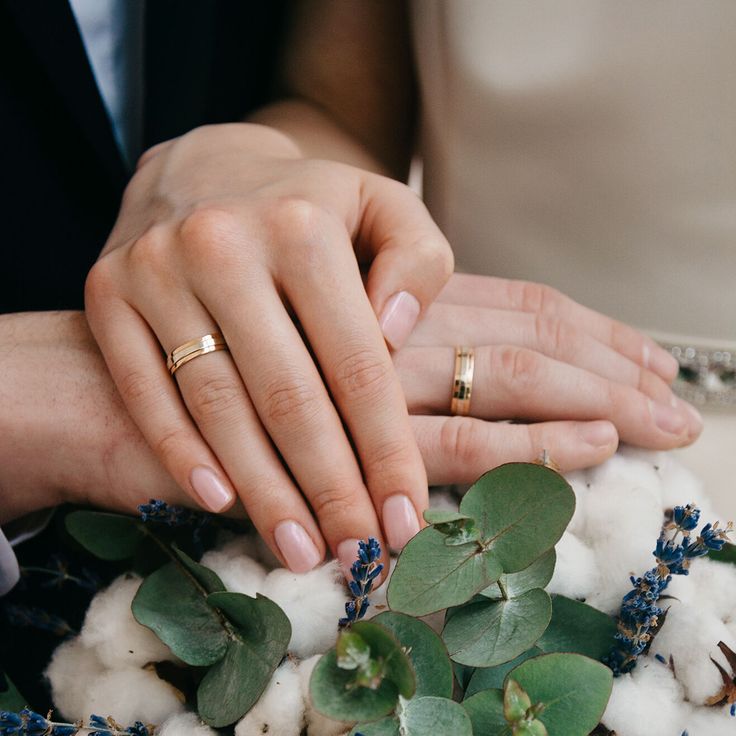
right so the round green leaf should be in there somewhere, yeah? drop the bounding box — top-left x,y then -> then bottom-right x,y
372,611 -> 454,698
443,589 -> 552,667
536,595 -> 617,661
349,717 -> 399,736
481,550 -> 556,599
400,696 -> 473,735
459,464 -> 575,573
507,653 -> 613,736
387,527 -> 502,616
464,647 -> 542,698
462,689 -> 509,736
132,561 -> 227,666
504,679 -> 532,722
66,511 -> 147,560
197,592 -> 291,727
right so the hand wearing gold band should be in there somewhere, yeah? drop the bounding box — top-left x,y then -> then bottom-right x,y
167,333 -> 229,376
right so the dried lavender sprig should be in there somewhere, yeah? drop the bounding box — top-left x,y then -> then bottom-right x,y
339,538 -> 383,628
606,504 -> 733,676
137,499 -> 205,528
0,710 -> 151,735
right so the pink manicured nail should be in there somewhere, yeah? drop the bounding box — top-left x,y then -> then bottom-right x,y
274,520 -> 322,573
649,400 -> 688,435
577,421 -> 618,448
382,494 -> 420,552
337,538 -> 360,580
379,291 -> 421,350
189,466 -> 234,512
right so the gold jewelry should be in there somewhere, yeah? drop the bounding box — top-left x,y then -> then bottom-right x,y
451,346 -> 475,416
167,332 -> 228,375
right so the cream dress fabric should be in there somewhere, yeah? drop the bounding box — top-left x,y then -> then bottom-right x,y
411,0 -> 736,515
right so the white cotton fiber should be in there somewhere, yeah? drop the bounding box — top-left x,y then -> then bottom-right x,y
648,600 -> 736,705
547,532 -> 597,601
298,655 -> 350,736
80,667 -> 185,725
235,660 -> 305,736
200,548 -> 267,597
563,469 -> 592,537
679,705 -> 735,736
45,638 -> 106,720
261,561 -> 346,658
603,661 -> 687,736
156,712 -> 217,736
79,575 -> 174,668
685,557 -> 736,623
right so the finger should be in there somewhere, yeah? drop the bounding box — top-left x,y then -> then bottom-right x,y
357,173 -> 454,350
147,309 -> 328,574
278,217 -> 428,552
201,275 -> 390,566
412,415 -> 619,483
83,293 -> 237,514
410,303 -> 674,404
438,274 -> 679,382
396,345 -> 702,449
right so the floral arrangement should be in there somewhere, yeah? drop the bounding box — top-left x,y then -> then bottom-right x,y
3,449 -> 736,735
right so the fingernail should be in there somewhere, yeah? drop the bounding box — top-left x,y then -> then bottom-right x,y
645,344 -> 679,381
382,494 -> 420,552
379,291 -> 421,350
577,421 -> 618,448
274,520 -> 322,573
675,397 -> 704,436
189,466 -> 234,512
649,400 -> 688,435
337,538 -> 360,580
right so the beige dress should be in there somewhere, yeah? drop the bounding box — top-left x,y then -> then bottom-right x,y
412,0 -> 736,515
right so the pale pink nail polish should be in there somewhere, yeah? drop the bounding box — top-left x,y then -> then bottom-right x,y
379,291 -> 421,350
189,466 -> 234,512
274,520 -> 322,573
337,538 -> 360,580
382,494 -> 420,552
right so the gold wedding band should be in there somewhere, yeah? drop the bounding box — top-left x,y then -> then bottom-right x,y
451,346 -> 475,416
167,332 -> 228,375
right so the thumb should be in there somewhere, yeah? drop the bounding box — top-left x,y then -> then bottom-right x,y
357,173 -> 454,350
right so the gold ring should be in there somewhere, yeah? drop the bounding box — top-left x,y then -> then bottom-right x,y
451,346 -> 475,416
167,332 -> 228,375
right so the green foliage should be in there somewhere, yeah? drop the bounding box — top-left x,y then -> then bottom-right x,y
388,464 -> 574,616
350,696 -> 473,736
310,621 -> 416,723
710,542 -> 736,565
0,673 -> 27,711
480,550 -> 556,599
423,510 -> 482,546
462,688 -> 509,734
464,648 -> 542,697
66,511 -> 147,560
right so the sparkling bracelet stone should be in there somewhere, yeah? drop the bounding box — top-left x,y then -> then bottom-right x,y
661,342 -> 736,410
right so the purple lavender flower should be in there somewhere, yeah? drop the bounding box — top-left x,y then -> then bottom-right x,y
339,538 -> 383,628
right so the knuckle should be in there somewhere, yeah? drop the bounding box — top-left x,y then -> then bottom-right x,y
126,225 -> 171,272
269,197 -> 326,241
534,314 -> 573,357
189,375 -> 241,425
333,349 -> 391,400
439,416 -> 486,467
178,207 -> 240,263
519,281 -> 561,315
262,378 -> 321,429
117,368 -> 165,406
412,234 -> 455,282
84,258 -> 116,309
152,426 -> 190,466
496,346 -> 541,396
310,484 -> 358,521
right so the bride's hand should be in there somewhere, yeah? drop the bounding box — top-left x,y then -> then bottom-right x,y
394,274 -> 701,483
85,123 -> 453,571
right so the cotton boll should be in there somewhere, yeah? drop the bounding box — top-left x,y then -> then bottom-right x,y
79,575 -> 174,668
563,470 -> 591,537
603,661 -> 687,736
547,532 -> 597,601
679,705 -> 733,736
684,557 -> 736,623
298,655 -> 350,736
235,660 -> 304,736
45,638 -> 106,720
262,561 -> 346,658
210,534 -> 261,562
199,548 -> 266,597
650,600 -> 736,705
657,453 -> 713,515
81,667 -> 185,725
157,712 -> 218,736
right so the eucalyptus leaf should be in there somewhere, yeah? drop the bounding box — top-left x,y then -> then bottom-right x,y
443,589 -> 552,667
173,546 -> 226,593
310,621 -> 416,723
710,542 -> 736,565
464,647 -> 542,697
372,611 -> 454,698
197,592 -> 291,727
0,672 -> 26,711
481,550 -> 556,599
423,510 -> 474,525
423,510 -> 481,546
337,632 -> 372,670
65,511 -> 147,560
349,717 -> 399,736
462,689 -> 510,736
387,527 -> 502,616
132,556 -> 227,666
507,653 -> 613,735
504,679 -> 532,722
536,595 -> 617,660
460,464 -> 575,573
398,696 -> 473,735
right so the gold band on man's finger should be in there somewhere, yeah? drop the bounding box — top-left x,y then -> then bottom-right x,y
451,346 -> 475,416
167,332 -> 229,375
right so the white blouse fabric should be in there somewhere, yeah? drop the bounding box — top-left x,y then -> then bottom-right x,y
412,0 -> 736,514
